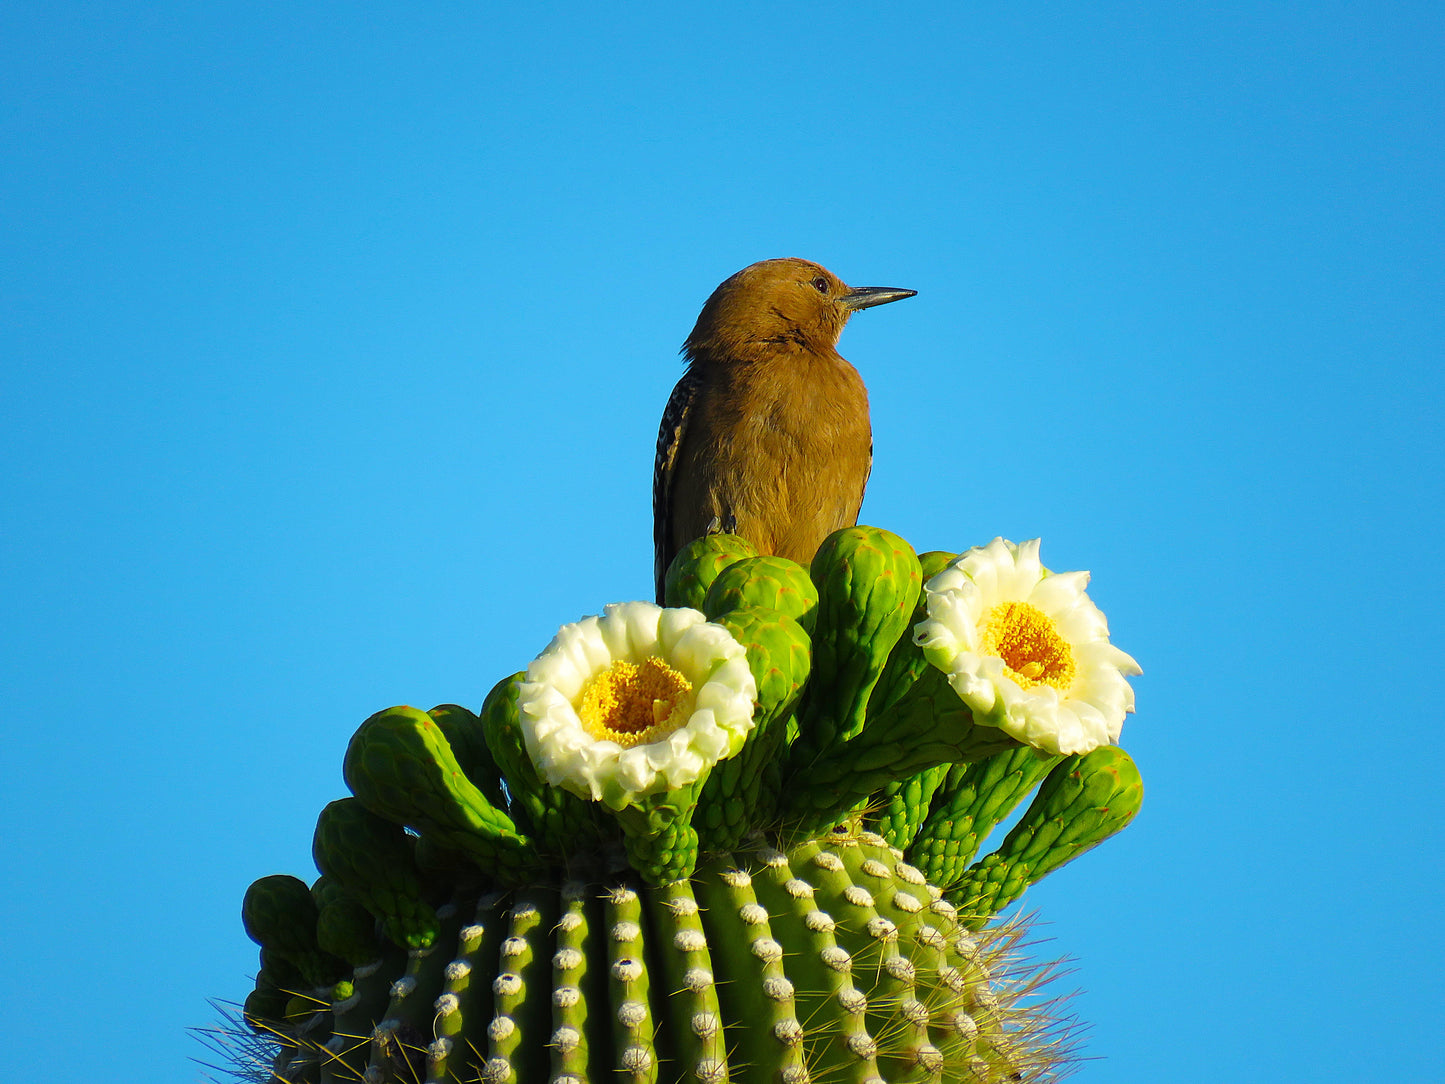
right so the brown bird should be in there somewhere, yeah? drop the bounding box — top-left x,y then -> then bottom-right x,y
653,257 -> 916,602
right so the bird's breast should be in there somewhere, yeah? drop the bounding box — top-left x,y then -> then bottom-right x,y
687,352 -> 871,564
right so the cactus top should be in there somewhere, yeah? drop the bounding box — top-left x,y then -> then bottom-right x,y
233,524 -> 1148,1083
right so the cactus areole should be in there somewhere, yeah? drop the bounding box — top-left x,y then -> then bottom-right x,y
223,527 -> 1144,1084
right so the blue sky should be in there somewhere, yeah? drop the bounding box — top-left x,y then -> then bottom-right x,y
3,4 -> 1441,1081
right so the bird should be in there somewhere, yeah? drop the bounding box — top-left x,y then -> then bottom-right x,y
653,257 -> 916,603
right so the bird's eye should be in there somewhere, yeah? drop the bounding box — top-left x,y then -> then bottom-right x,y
811,276 -> 829,294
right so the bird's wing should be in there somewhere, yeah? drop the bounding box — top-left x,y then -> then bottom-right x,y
849,439 -> 873,525
653,367 -> 704,603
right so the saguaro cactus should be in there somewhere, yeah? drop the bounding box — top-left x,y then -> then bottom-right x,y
217,527 -> 1144,1083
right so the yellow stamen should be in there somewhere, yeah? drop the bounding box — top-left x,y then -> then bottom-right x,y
577,656 -> 696,748
982,601 -> 1076,692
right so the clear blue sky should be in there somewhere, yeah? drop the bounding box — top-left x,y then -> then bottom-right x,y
3,5 -> 1441,1081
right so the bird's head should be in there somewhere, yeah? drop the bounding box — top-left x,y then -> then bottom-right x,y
683,257 -> 915,362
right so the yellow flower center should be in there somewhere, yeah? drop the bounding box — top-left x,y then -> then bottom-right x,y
982,601 -> 1076,692
577,656 -> 696,748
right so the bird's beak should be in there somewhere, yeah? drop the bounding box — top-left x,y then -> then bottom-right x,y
841,286 -> 917,311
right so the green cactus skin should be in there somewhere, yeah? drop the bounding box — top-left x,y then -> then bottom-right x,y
693,604 -> 813,852
908,747 -> 1064,894
611,783 -> 706,887
870,762 -> 954,852
702,554 -> 820,634
950,746 -> 1145,928
242,833 -> 1077,1084
783,664 -> 1021,840
788,526 -> 924,774
663,533 -> 759,610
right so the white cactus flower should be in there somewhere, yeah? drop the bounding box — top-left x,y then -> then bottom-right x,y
517,602 -> 757,809
913,538 -> 1141,756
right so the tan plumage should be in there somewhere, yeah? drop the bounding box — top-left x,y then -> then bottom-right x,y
653,257 -> 915,602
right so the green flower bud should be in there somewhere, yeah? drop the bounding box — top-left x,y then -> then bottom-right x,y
311,798 -> 439,950
869,762 -> 952,851
866,549 -> 958,718
790,525 -> 923,769
426,702 -> 505,810
909,745 -> 1063,892
663,532 -> 758,609
951,745 -> 1144,926
241,874 -> 346,988
310,875 -> 381,966
343,705 -> 540,881
702,554 -> 819,633
694,605 -> 812,851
